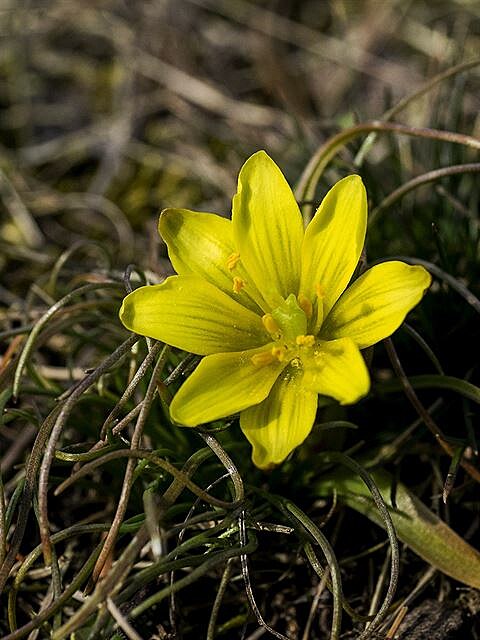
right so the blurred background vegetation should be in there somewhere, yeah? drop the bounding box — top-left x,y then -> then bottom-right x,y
0,1 -> 480,639
1,0 -> 479,278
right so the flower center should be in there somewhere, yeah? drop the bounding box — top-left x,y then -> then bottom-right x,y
251,294 -> 316,367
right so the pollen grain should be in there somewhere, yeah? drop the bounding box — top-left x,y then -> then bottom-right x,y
271,346 -> 287,361
297,294 -> 313,319
232,277 -> 245,293
262,313 -> 280,335
315,282 -> 326,298
251,351 -> 275,367
226,252 -> 241,270
296,334 -> 315,347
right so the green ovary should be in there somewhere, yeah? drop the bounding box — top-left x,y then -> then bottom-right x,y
253,294 -> 316,367
271,294 -> 308,342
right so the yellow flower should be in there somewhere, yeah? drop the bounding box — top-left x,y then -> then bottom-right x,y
120,151 -> 431,469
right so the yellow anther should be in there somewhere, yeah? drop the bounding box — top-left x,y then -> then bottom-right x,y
251,351 -> 275,367
232,277 -> 245,293
315,282 -> 326,298
297,294 -> 313,319
226,252 -> 241,270
262,313 -> 280,335
271,346 -> 287,362
296,334 -> 315,347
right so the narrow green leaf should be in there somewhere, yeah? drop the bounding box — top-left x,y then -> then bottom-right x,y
377,374 -> 480,404
315,468 -> 480,589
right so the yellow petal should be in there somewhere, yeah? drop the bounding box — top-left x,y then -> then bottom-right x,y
170,345 -> 287,425
159,208 -> 265,313
300,175 -> 367,325
119,275 -> 267,355
232,151 -> 303,308
240,366 -> 318,470
321,261 -> 431,349
303,337 -> 370,404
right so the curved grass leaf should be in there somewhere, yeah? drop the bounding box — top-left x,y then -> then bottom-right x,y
315,467 -> 480,589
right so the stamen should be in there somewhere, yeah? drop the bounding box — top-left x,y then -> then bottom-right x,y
226,252 -> 241,270
251,351 -> 275,367
233,277 -> 245,293
262,313 -> 280,335
297,294 -> 313,319
315,282 -> 326,298
271,346 -> 287,361
296,334 -> 315,347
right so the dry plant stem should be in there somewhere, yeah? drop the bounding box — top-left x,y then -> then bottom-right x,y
286,506 -> 343,640
315,453 -> 399,638
198,432 -> 245,502
206,558 -> 235,640
50,547 -> 63,632
100,340 -> 165,438
163,353 -> 199,386
8,525 -> 110,632
117,517 -> 242,611
168,470 -> 231,632
52,525 -> 151,640
54,449 -> 235,509
37,334 -> 139,566
378,567 -> 437,635
366,550 -> 391,629
384,338 -> 480,485
295,121 -> 480,222
354,57 -> 480,165
239,511 -> 291,640
0,475 -> 6,565
106,597 -> 143,640
169,472 -> 233,640
198,434 -> 288,640
60,450 -> 226,639
11,525 -> 109,594
85,401 -> 145,460
303,544 -> 373,624
111,402 -> 144,436
368,163 -> 480,226
13,282 -> 124,399
385,606 -> 408,639
301,565 -> 331,640
197,434 -> 285,639
91,345 -> 169,585
0,404 -> 62,594
4,543 -> 103,640
380,567 -> 438,633
129,538 -> 258,621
